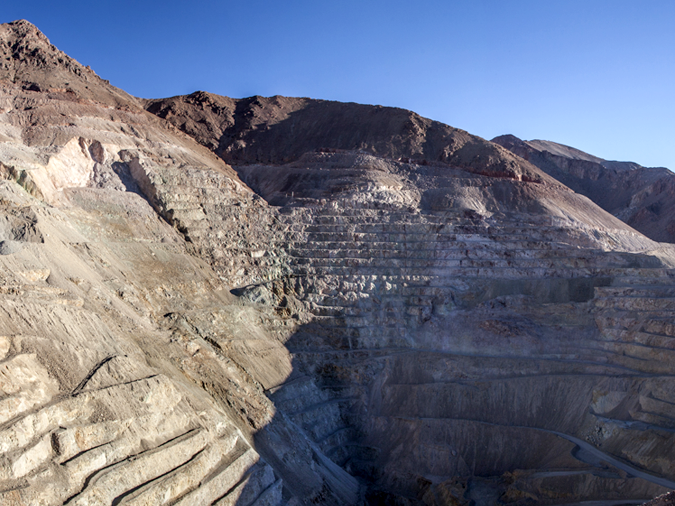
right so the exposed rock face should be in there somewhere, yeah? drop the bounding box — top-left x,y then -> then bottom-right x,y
0,19 -> 350,506
162,152 -> 675,505
146,88 -> 675,504
144,92 -> 557,184
1,18 -> 675,506
492,134 -> 675,244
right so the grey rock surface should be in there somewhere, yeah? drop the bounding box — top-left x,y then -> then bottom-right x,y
0,18 -> 674,506
145,89 -> 675,504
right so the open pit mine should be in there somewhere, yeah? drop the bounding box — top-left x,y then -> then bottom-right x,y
2,19 -> 675,506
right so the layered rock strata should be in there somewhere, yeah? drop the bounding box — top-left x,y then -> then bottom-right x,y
145,91 -> 675,504
0,19 -> 355,506
163,149 -> 675,504
1,17 -> 675,506
0,180 -> 288,506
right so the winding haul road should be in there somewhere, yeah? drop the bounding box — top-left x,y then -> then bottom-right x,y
546,429 -> 675,489
398,416 -> 675,491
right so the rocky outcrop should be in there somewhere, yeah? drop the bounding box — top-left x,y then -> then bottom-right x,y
144,92 -> 559,184
2,18 -> 675,506
0,19 -> 137,109
645,492 -> 675,506
142,90 -> 675,503
492,134 -> 675,244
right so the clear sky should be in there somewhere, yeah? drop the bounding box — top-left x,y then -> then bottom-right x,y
3,1 -> 675,170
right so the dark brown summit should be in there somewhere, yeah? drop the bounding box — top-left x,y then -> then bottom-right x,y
144,91 -> 556,184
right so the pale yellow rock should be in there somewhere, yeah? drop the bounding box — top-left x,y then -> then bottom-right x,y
11,434 -> 52,478
17,269 -> 50,282
0,354 -> 59,424
0,336 -> 9,359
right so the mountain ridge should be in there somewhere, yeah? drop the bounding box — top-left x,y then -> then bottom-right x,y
1,19 -> 675,506
144,91 -> 560,185
493,133 -> 675,243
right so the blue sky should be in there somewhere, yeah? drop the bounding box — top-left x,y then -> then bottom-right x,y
3,1 -> 675,170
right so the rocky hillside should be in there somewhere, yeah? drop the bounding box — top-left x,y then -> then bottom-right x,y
143,92 -> 560,184
492,134 -> 675,243
0,19 -> 354,506
1,18 -> 675,506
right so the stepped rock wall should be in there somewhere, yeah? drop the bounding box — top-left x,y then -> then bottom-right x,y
170,150 -> 675,504
1,18 -> 675,506
145,89 -> 675,503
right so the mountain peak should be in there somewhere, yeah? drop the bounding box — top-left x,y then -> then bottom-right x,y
0,19 -> 139,109
6,18 -> 43,36
0,18 -> 89,84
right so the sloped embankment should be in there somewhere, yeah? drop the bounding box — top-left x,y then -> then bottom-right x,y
1,17 -> 675,506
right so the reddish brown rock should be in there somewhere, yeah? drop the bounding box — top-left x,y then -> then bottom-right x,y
493,134 -> 675,243
144,92 -> 556,184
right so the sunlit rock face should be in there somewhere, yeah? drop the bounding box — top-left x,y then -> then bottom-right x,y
1,18 -> 675,506
492,134 -> 675,245
0,19 -> 304,506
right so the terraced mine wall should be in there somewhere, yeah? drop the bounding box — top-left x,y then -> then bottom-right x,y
140,148 -> 675,504
2,18 -> 675,506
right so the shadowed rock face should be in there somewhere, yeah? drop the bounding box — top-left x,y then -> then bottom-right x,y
492,134 -> 675,244
1,19 -> 675,506
152,152 -> 675,505
145,87 -> 675,504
